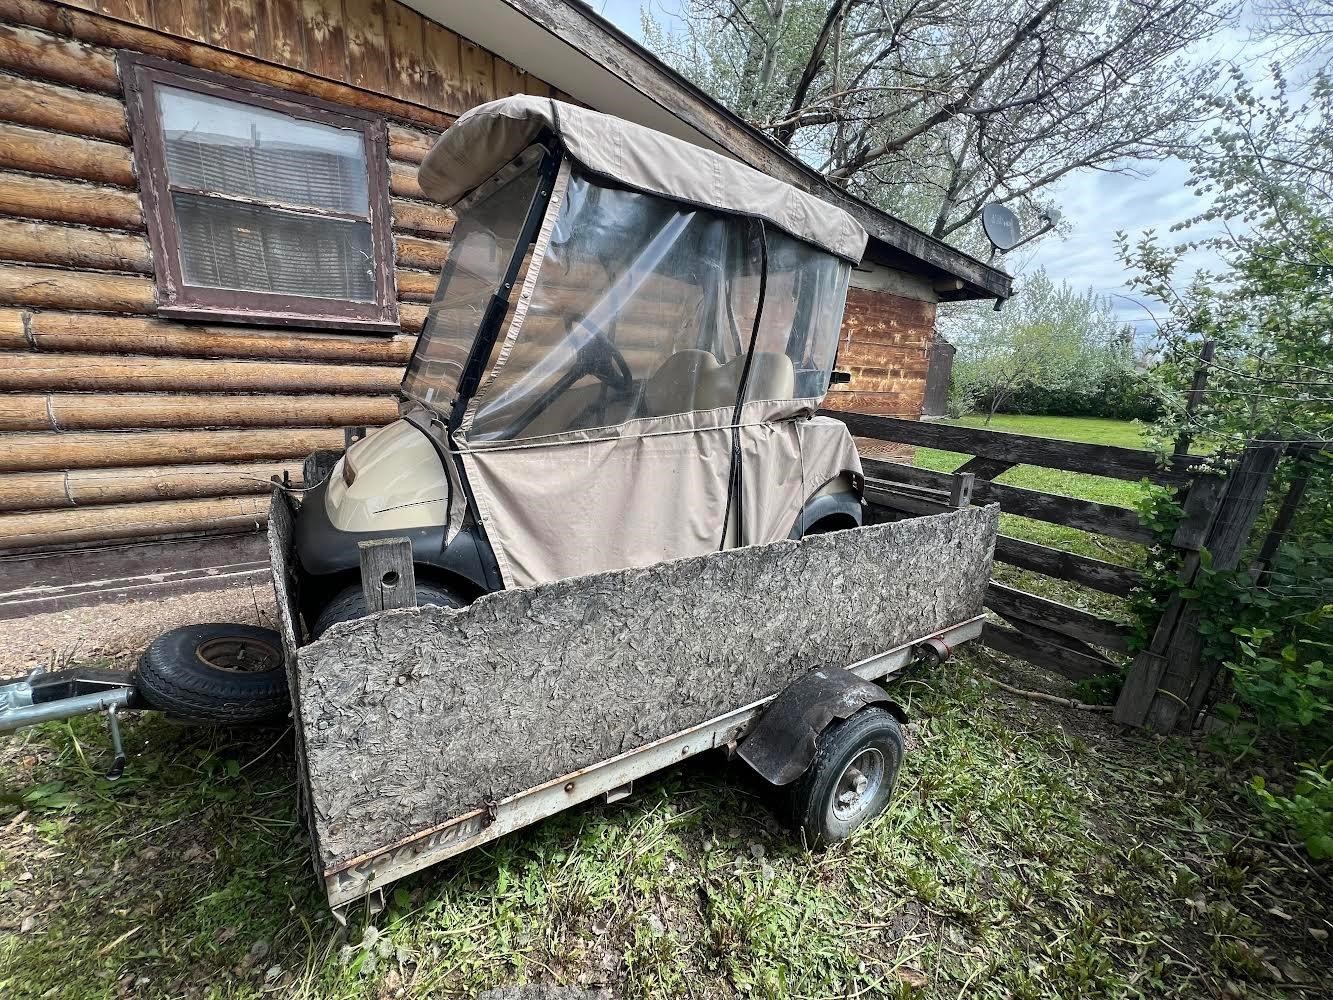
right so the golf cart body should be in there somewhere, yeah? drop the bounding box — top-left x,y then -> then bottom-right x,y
296,97 -> 869,609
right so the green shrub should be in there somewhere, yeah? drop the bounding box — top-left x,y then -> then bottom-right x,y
1252,764 -> 1333,860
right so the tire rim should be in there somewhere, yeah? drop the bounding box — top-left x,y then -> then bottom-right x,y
195,636 -> 280,674
829,746 -> 886,823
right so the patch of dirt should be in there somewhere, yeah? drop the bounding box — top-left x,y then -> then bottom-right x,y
0,581 -> 278,675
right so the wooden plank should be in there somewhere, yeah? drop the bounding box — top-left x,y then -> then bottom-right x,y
152,0 -> 209,43
986,582 -> 1132,653
395,234 -> 447,271
0,461 -> 304,511
392,198 -> 456,237
494,57 -> 525,98
26,310 -> 416,363
359,537 -> 416,612
993,534 -> 1142,597
343,0 -> 390,94
0,262 -> 155,313
0,391 -> 398,431
0,22 -> 120,92
420,19 -> 464,114
863,456 -> 1151,544
0,0 -> 456,130
459,35 -> 494,106
388,159 -> 426,199
0,427 -> 346,471
0,122 -> 136,188
0,74 -> 128,143
262,0 -> 305,64
822,409 -> 1195,485
297,0 -> 348,82
0,494 -> 271,551
387,123 -> 438,163
0,350 -> 402,393
0,218 -> 151,273
0,172 -> 143,231
955,456 -> 1014,481
0,308 -> 27,348
981,621 -> 1117,682
384,0 -> 427,105
395,268 -> 437,302
1171,472 -> 1226,550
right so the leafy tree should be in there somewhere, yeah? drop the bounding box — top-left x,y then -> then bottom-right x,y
644,0 -> 1228,245
947,270 -> 1136,422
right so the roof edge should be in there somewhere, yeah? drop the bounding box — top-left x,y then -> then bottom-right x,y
494,0 -> 1011,301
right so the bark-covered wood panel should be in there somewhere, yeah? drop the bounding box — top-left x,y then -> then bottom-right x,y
0,0 -> 558,552
297,505 -> 998,869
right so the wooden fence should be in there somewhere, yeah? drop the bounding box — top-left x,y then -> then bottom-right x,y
820,409 -> 1299,732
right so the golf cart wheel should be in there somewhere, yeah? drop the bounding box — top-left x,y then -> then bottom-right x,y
311,581 -> 466,639
136,624 -> 289,725
788,707 -> 904,847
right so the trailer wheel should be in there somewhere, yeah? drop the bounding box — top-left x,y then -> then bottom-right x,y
788,707 -> 903,847
311,582 -> 465,639
136,624 -> 289,725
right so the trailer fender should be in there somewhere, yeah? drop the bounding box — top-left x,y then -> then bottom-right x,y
736,666 -> 907,786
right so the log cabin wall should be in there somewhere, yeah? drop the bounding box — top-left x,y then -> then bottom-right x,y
0,0 -> 569,553
826,267 -> 939,461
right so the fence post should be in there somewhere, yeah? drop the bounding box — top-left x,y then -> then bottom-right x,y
358,538 -> 417,613
1114,441 -> 1285,732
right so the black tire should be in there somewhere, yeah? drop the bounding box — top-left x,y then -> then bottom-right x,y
310,581 -> 466,639
136,623 -> 289,725
788,707 -> 904,848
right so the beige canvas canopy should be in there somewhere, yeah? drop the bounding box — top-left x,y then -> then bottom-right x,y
418,95 -> 869,263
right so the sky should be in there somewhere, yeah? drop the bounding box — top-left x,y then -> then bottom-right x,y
587,1 -> 1280,339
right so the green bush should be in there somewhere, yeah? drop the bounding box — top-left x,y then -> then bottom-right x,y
969,367 -> 1160,421
1252,764 -> 1333,860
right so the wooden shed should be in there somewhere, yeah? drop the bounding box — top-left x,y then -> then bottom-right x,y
0,0 -> 1008,603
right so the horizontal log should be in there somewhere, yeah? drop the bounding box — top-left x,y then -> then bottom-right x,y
388,124 -> 438,164
823,410 -> 1195,486
0,307 -> 26,348
26,311 -> 416,363
0,72 -> 128,142
392,198 -> 456,237
0,494 -> 271,551
0,0 -> 456,130
395,268 -> 438,302
0,350 -> 402,393
0,392 -> 398,431
981,621 -> 1117,682
0,218 -> 151,273
0,121 -> 135,187
0,22 -> 120,93
863,457 -> 1150,544
0,262 -> 154,312
0,427 -> 346,471
986,582 -> 1132,653
395,234 -> 448,272
389,160 -> 426,200
0,172 -> 143,230
993,534 -> 1143,597
0,460 -> 303,511
401,303 -> 427,333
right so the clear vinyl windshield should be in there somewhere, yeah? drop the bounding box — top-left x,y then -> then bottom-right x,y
400,149 -> 546,410
467,173 -> 852,442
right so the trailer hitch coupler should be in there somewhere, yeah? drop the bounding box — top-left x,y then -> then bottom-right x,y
915,637 -> 953,666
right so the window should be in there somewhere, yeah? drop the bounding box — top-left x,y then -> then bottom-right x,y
123,55 -> 397,330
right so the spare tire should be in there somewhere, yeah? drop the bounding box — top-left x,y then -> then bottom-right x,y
311,582 -> 465,639
136,623 -> 289,725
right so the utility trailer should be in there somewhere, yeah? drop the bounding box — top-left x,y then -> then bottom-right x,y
270,490 -> 996,911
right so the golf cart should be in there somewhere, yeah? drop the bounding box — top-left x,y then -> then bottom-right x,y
296,96 -> 870,635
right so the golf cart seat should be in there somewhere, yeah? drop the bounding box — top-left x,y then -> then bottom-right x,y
644,349 -> 796,417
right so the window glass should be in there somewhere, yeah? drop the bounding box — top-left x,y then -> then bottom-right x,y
400,154 -> 544,410
467,174 -> 762,441
125,56 -> 396,329
158,86 -> 369,214
739,232 -> 851,402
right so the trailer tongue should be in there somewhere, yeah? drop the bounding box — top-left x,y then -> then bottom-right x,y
270,491 -> 997,911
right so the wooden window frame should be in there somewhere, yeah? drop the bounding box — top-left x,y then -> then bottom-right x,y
122,53 -> 399,332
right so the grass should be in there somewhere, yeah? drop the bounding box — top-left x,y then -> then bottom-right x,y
911,413 -> 1159,622
2,652 -> 1328,998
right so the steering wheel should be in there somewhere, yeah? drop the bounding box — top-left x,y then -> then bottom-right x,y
572,327 -> 634,394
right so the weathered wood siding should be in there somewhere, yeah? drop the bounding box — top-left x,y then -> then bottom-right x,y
827,282 -> 938,460
0,0 -> 565,552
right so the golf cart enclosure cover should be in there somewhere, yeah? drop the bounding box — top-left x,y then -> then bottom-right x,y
398,100 -> 872,589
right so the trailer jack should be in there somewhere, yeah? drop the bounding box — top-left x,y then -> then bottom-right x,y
0,667 -> 138,779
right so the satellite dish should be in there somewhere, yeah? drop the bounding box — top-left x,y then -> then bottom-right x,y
981,203 -> 1022,252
